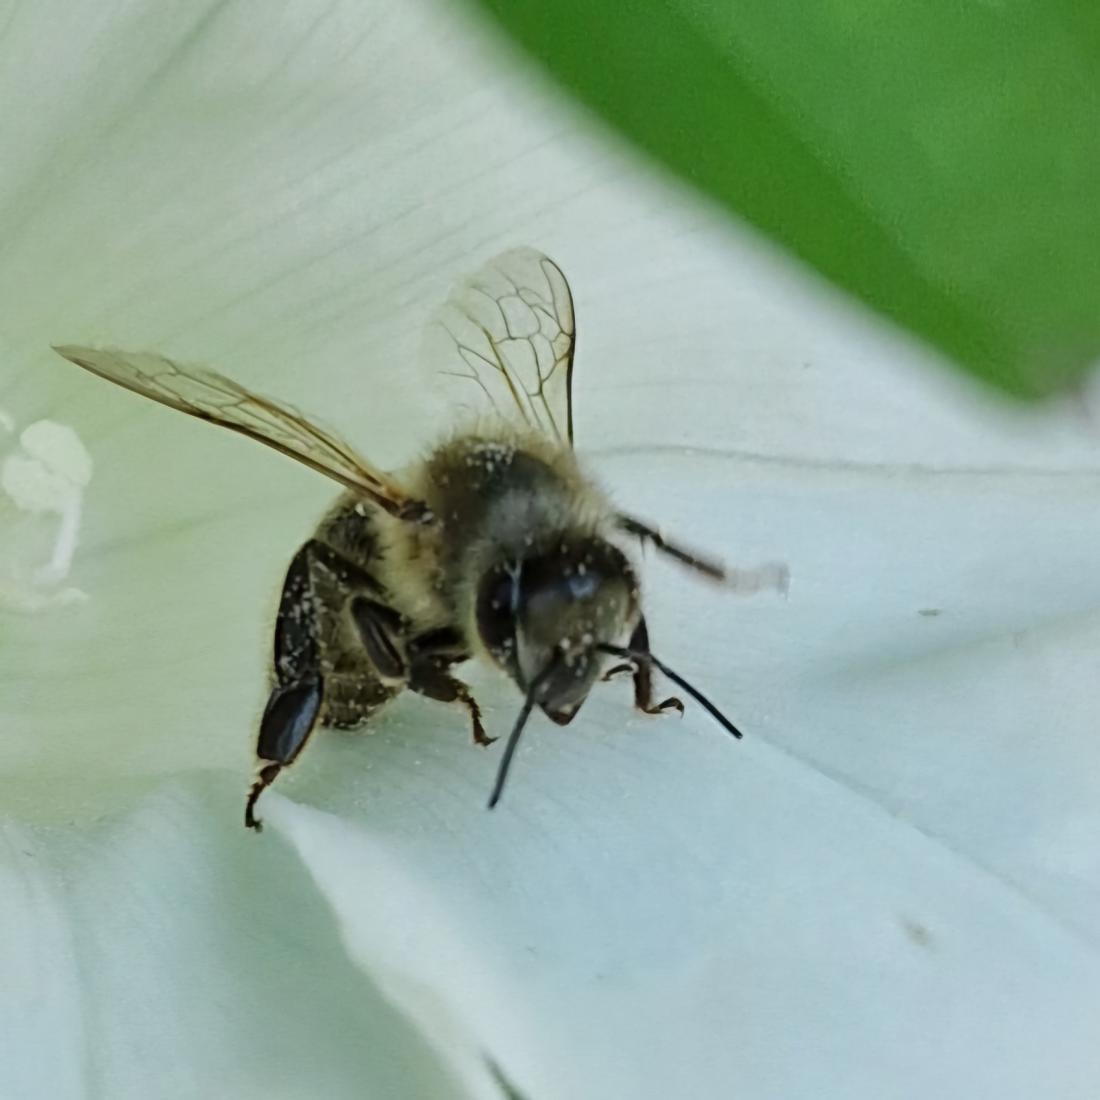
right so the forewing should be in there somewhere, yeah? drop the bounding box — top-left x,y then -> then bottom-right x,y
423,247 -> 577,445
53,345 -> 419,516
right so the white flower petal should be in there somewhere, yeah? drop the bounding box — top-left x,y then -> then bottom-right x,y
0,778 -> 487,1100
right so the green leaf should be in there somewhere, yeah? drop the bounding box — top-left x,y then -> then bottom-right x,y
468,0 -> 1100,398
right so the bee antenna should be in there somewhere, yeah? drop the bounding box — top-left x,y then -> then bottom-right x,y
487,659 -> 558,810
597,644 -> 744,740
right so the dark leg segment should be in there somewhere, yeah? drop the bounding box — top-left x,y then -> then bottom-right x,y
348,596 -> 407,680
601,663 -> 634,682
246,763 -> 283,831
616,616 -> 684,717
406,636 -> 491,746
250,537 -> 484,829
247,539 -> 366,832
248,680 -> 324,832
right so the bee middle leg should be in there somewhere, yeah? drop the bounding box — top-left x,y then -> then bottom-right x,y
408,659 -> 493,746
348,607 -> 490,747
407,628 -> 492,747
608,615 -> 684,717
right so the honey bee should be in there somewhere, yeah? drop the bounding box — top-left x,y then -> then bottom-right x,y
55,248 -> 786,830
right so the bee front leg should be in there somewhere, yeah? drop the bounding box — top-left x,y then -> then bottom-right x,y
619,615 -> 684,718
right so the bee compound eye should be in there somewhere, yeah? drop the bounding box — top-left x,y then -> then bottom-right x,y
475,565 -> 518,659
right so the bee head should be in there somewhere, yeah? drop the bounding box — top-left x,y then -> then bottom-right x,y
475,536 -> 637,724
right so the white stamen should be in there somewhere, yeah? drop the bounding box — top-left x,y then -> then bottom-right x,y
19,420 -> 93,487
35,491 -> 83,586
0,417 -> 92,613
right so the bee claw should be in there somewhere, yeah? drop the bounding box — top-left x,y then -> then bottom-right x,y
642,695 -> 684,717
472,723 -> 498,747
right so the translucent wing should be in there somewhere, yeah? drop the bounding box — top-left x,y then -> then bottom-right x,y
423,247 -> 577,446
53,345 -> 424,519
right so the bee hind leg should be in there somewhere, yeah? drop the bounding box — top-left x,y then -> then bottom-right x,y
247,677 -> 324,831
247,539 -> 337,832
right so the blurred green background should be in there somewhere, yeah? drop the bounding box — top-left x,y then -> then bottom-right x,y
472,0 -> 1100,399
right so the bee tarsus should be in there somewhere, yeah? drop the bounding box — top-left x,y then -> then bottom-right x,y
245,763 -> 283,832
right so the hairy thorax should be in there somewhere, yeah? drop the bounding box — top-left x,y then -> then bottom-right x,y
378,426 -> 618,652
